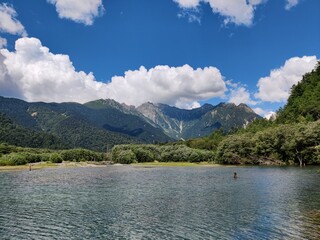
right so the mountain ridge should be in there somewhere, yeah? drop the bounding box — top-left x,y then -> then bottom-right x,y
0,96 -> 261,150
136,101 -> 260,139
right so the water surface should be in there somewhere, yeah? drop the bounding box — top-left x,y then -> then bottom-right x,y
0,166 -> 319,239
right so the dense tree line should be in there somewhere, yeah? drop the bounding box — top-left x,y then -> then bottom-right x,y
215,121 -> 320,165
0,144 -> 106,166
112,144 -> 215,164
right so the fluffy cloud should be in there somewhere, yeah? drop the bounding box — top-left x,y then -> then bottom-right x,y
106,65 -> 227,109
0,37 -> 108,103
174,0 -> 267,26
0,37 -> 227,108
255,56 -> 318,102
47,0 -> 104,25
285,0 -> 299,10
253,107 -> 275,119
0,36 -> 7,48
0,3 -> 27,36
174,0 -> 201,8
228,86 -> 257,105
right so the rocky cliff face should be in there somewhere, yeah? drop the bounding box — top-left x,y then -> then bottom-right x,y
137,103 -> 185,138
137,102 -> 261,139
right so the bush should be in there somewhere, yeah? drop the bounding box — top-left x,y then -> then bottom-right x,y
21,153 -> 42,163
39,153 -> 51,162
0,153 -> 27,166
134,147 -> 155,162
60,149 -> 105,162
113,149 -> 137,164
0,143 -> 13,154
50,153 -> 63,163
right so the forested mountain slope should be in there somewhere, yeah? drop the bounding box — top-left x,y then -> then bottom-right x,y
0,96 -> 261,150
277,63 -> 320,123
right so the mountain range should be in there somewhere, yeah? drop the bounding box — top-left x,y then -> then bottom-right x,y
0,96 -> 261,151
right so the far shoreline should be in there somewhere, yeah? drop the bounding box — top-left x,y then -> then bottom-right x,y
0,161 -> 312,172
0,161 -> 225,172
0,161 -> 109,172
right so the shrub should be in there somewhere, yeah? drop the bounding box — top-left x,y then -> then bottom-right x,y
39,153 -> 51,162
0,153 -> 27,166
0,143 -> 13,154
60,149 -> 104,162
21,153 -> 42,163
133,147 -> 155,162
113,149 -> 137,164
50,153 -> 63,163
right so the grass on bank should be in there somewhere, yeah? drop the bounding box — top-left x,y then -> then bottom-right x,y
0,161 -> 223,171
0,162 -> 58,171
0,161 -> 109,172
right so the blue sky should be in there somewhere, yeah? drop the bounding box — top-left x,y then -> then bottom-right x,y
0,0 -> 319,117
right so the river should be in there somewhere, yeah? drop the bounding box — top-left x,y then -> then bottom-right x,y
0,166 -> 319,239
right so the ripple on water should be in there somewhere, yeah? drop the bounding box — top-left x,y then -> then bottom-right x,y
0,166 -> 320,239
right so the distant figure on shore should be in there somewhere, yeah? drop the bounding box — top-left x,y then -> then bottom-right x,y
233,172 -> 237,179
29,164 -> 32,171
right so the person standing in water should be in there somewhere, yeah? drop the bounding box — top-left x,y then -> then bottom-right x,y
233,172 -> 237,179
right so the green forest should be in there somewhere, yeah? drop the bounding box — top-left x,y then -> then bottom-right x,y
1,62 -> 319,166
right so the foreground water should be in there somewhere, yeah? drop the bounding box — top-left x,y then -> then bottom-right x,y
0,166 -> 319,239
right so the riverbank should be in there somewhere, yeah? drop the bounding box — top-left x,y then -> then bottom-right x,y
0,161 -> 108,172
1,161 -> 314,172
0,161 -> 226,171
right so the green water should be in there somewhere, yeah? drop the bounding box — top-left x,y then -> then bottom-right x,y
0,166 -> 319,239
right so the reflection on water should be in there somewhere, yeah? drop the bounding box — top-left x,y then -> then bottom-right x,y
0,166 -> 319,239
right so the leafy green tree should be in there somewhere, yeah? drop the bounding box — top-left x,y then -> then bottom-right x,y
60,149 -> 105,162
113,149 -> 137,164
0,153 -> 27,166
133,147 -> 155,162
50,153 -> 63,163
216,134 -> 256,164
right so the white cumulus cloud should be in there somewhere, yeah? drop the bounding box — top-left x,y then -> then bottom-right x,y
0,37 -> 228,108
0,37 -> 108,103
174,0 -> 267,26
174,0 -> 200,8
0,3 -> 27,36
285,0 -> 299,10
253,107 -> 275,119
0,36 -> 7,48
47,0 -> 104,25
255,56 -> 318,102
228,86 -> 257,105
106,65 -> 227,108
